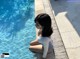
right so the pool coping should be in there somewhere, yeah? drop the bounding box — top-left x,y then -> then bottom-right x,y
50,1 -> 80,59
35,0 -> 69,59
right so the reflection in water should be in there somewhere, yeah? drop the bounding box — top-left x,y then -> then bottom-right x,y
0,0 -> 35,59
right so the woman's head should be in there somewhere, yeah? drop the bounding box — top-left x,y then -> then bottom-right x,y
34,13 -> 53,37
35,13 -> 51,28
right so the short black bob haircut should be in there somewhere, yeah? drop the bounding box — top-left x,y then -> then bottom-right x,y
34,13 -> 53,37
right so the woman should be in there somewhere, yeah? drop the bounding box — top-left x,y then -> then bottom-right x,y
29,13 -> 55,59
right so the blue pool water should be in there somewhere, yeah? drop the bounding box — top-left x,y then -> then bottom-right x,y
0,0 -> 35,59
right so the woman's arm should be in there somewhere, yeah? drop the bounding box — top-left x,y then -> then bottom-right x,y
42,40 -> 49,58
30,28 -> 42,46
30,39 -> 40,46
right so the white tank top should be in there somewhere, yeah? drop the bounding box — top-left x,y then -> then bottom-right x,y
37,36 -> 54,58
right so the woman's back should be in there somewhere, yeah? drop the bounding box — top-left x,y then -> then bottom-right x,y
37,36 -> 55,59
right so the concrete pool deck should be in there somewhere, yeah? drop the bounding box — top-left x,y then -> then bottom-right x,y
50,0 -> 80,59
35,0 -> 69,59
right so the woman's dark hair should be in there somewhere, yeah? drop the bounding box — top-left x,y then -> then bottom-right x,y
34,13 -> 53,37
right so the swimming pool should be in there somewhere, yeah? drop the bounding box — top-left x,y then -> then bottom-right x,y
0,0 -> 35,59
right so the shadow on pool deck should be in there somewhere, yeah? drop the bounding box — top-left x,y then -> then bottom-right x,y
34,52 -> 55,59
50,0 -> 80,36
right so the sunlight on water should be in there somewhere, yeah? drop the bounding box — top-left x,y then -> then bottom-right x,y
0,0 -> 35,59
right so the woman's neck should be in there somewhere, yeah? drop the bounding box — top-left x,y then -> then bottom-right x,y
38,29 -> 42,36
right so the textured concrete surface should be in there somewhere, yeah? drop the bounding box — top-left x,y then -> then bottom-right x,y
35,0 -> 68,59
50,0 -> 80,59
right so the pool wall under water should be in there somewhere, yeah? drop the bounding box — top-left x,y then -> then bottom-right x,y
0,0 -> 35,59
